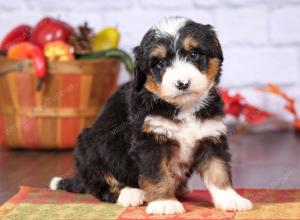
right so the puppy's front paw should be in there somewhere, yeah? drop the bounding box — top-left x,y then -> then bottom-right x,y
117,187 -> 145,207
146,199 -> 185,215
212,188 -> 253,211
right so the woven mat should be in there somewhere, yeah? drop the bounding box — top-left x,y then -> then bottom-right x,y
1,186 -> 300,220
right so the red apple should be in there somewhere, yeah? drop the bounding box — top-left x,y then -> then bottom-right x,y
31,17 -> 73,48
0,25 -> 32,51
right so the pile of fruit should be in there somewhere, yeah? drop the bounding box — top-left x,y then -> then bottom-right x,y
0,17 -> 133,89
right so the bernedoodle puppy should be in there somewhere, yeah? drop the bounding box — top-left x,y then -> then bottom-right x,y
50,17 -> 253,215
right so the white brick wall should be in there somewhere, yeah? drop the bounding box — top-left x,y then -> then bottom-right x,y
270,5 -> 300,44
215,7 -> 269,46
0,0 -> 299,117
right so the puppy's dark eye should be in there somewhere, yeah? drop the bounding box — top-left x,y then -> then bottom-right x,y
155,59 -> 167,70
187,51 -> 200,61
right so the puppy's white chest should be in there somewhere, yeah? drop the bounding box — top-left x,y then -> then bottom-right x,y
144,115 -> 226,162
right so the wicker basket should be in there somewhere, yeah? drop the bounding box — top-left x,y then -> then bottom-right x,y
0,57 -> 120,149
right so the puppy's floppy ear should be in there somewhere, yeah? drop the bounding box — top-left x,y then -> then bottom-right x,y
205,24 -> 224,63
133,46 -> 147,91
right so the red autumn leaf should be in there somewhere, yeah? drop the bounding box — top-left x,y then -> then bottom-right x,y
219,88 -> 244,117
219,88 -> 272,123
258,83 -> 298,120
267,83 -> 284,96
285,104 -> 297,116
243,104 -> 272,123
225,101 -> 244,117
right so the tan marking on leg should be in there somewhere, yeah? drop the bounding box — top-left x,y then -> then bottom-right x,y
139,145 -> 191,202
103,172 -> 123,196
198,157 -> 253,211
139,157 -> 179,202
139,175 -> 177,202
198,157 -> 231,189
139,170 -> 177,202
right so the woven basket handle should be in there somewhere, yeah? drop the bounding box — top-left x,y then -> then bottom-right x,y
0,61 -> 43,91
0,62 -> 24,77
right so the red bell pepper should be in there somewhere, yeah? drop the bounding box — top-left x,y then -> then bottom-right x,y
0,25 -> 32,51
7,42 -> 46,79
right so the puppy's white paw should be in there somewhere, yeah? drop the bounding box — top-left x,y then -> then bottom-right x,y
117,187 -> 145,207
211,187 -> 253,211
146,199 -> 185,215
49,177 -> 62,190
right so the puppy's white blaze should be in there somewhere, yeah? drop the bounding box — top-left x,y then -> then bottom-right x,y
144,115 -> 226,162
146,199 -> 185,215
207,185 -> 253,211
117,187 -> 145,207
161,59 -> 209,100
154,17 -> 188,38
49,176 -> 62,190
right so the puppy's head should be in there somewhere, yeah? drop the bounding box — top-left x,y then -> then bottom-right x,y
134,17 -> 223,107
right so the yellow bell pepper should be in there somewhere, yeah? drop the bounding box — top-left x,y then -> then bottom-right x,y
92,27 -> 120,52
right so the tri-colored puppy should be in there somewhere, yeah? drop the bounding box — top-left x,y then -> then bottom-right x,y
50,17 -> 253,215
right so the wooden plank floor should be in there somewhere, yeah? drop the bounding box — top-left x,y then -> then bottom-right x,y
1,129 -> 300,204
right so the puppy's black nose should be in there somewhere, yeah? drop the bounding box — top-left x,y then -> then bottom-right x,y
176,80 -> 191,90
